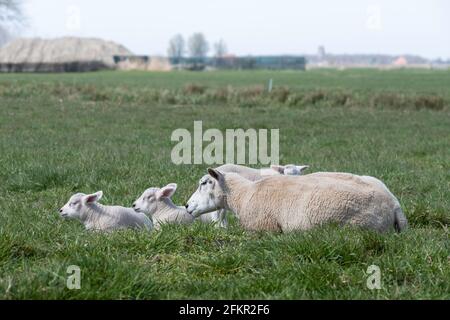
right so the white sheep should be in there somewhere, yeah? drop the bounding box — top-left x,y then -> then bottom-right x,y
216,163 -> 309,181
133,183 -> 194,229
186,169 -> 408,233
198,163 -> 310,228
59,191 -> 153,232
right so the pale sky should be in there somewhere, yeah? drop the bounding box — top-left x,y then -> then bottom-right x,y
21,0 -> 450,59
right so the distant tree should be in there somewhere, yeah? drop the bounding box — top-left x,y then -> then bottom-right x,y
0,0 -> 23,24
0,0 -> 23,46
188,33 -> 209,58
213,39 -> 227,58
167,34 -> 185,60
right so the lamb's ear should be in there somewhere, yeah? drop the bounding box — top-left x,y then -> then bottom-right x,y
270,165 -> 285,174
84,191 -> 103,204
297,165 -> 310,173
156,183 -> 177,200
207,168 -> 223,181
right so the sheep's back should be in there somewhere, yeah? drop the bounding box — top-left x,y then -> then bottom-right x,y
249,173 -> 398,232
216,164 -> 264,181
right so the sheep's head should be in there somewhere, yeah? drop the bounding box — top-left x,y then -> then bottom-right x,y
271,164 -> 309,175
59,191 -> 103,219
133,183 -> 177,216
186,168 -> 226,217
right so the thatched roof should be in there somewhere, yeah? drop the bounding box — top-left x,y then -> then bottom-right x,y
0,37 -> 133,66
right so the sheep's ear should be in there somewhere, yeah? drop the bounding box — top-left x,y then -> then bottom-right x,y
156,183 -> 177,200
207,168 -> 223,181
297,165 -> 310,173
84,191 -> 103,204
270,165 -> 285,174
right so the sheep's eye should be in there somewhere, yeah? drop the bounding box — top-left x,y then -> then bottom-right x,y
201,181 -> 207,186
70,202 -> 77,206
208,181 -> 213,184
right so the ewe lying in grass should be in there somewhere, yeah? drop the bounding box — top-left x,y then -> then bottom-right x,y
133,183 -> 194,230
199,163 -> 310,228
59,191 -> 153,232
186,169 -> 408,233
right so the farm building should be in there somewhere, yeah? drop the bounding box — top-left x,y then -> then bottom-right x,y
0,36 -> 306,72
170,55 -> 306,71
0,37 -> 133,72
113,55 -> 172,71
393,56 -> 408,67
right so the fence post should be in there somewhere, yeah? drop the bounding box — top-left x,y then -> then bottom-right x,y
268,78 -> 273,93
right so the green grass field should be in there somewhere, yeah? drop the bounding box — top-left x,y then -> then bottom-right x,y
0,69 -> 449,299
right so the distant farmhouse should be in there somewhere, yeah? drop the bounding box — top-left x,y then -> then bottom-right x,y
0,37 -> 444,72
113,55 -> 172,71
167,55 -> 306,71
307,46 -> 435,69
0,37 -> 306,73
0,37 -> 132,72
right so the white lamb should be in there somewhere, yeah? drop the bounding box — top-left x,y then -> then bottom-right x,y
133,183 -> 194,230
59,191 -> 153,232
197,163 -> 310,228
186,169 -> 408,233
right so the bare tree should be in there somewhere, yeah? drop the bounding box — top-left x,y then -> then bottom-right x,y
0,0 -> 22,23
0,0 -> 23,46
188,33 -> 209,58
213,39 -> 227,58
167,34 -> 185,60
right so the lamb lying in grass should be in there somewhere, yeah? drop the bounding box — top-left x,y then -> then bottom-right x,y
133,183 -> 194,230
59,191 -> 153,232
198,163 -> 310,228
186,169 -> 408,233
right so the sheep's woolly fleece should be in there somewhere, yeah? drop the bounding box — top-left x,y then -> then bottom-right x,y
133,184 -> 194,230
60,192 -> 153,232
189,170 -> 407,233
198,163 -> 309,227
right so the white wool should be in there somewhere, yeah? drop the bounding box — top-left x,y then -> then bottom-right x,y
186,170 -> 407,233
59,191 -> 153,232
133,183 -> 193,230
200,163 -> 309,227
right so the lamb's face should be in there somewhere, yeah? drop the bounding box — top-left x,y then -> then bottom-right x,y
133,188 -> 159,215
59,191 -> 103,220
271,164 -> 309,176
60,193 -> 84,219
186,173 -> 225,217
133,184 -> 177,216
284,164 -> 309,175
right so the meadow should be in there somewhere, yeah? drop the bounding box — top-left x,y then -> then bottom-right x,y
0,69 -> 449,299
